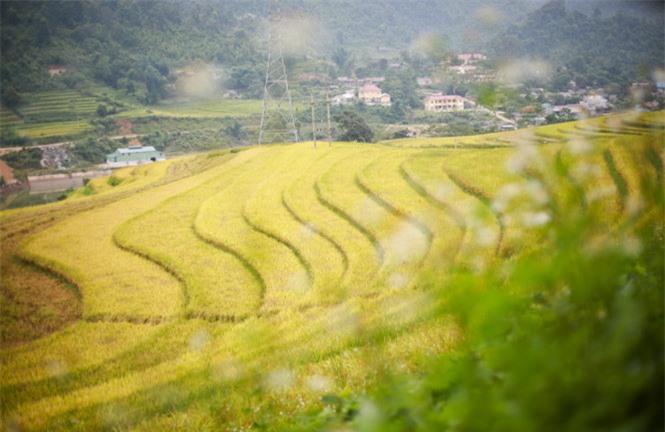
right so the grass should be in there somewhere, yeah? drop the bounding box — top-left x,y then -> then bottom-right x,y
116,98 -> 266,119
0,106 -> 22,127
1,111 -> 662,431
17,120 -> 93,138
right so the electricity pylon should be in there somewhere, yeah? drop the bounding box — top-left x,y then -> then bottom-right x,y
259,0 -> 298,145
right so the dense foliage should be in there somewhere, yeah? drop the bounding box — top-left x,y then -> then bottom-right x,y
334,110 -> 375,142
0,147 -> 42,170
0,0 -> 264,102
489,0 -> 664,91
3,0 -> 660,109
70,137 -> 119,164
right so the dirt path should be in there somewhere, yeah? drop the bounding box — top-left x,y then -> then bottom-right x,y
0,133 -> 144,156
463,97 -> 516,125
0,160 -> 16,184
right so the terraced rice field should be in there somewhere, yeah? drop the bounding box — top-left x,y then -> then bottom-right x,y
117,98 -> 266,119
0,90 -> 269,141
1,111 -> 663,431
1,90 -> 100,139
0,106 -> 22,129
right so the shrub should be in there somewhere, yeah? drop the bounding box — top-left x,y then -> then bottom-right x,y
107,176 -> 121,186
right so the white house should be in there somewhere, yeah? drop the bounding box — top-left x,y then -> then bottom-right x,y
105,146 -> 166,166
424,94 -> 465,112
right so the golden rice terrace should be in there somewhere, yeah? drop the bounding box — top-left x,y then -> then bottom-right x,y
1,111 -> 663,431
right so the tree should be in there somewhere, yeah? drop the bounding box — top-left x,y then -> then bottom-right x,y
334,110 -> 374,142
96,104 -> 108,117
545,108 -> 576,124
225,121 -> 245,140
2,86 -> 21,109
36,16 -> 51,45
332,47 -> 354,76
381,69 -> 421,123
143,65 -> 167,104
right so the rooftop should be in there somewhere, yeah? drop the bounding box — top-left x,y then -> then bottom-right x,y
117,146 -> 159,154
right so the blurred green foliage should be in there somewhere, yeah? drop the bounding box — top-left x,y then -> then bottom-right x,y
291,128 -> 664,431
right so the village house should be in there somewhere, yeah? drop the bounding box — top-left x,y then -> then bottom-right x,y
357,77 -> 385,85
424,94 -> 465,112
48,65 -> 68,77
553,104 -> 584,118
332,89 -> 356,105
105,146 -> 166,166
457,53 -> 487,64
449,65 -> 478,74
449,54 -> 491,81
358,84 -> 391,106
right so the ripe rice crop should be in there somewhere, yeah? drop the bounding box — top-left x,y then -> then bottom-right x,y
115,149 -> 265,320
1,111 -> 662,431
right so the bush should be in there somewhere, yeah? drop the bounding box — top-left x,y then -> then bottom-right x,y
0,127 -> 31,148
107,176 -> 121,186
70,137 -> 117,164
0,147 -> 42,170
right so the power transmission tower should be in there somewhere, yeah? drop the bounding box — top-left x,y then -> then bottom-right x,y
259,0 -> 298,145
310,91 -> 317,148
326,91 -> 333,147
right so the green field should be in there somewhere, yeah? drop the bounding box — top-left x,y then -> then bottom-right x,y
117,98 -> 266,119
1,112 -> 663,431
1,90 -> 101,139
0,88 -> 268,142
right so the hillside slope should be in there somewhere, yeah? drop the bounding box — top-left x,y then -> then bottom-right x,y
489,0 -> 664,90
1,112 -> 663,431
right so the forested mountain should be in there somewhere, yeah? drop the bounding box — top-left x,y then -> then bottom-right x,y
1,0 -> 662,105
0,1 -> 266,101
280,0 -> 540,53
0,0 -> 540,101
489,0 -> 664,91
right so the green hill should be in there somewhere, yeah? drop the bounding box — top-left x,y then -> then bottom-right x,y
489,0 -> 664,90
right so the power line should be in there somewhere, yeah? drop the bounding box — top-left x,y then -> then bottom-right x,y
259,0 -> 298,145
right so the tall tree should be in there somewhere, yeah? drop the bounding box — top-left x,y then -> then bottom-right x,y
334,110 -> 374,142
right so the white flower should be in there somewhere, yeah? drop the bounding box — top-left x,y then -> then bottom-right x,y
265,368 -> 294,392
521,211 -> 551,227
525,181 -> 550,206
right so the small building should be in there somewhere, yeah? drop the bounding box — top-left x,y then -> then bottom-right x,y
457,53 -> 487,63
424,94 -> 465,112
450,65 -> 478,74
105,146 -> 166,166
49,65 -> 68,77
332,90 -> 356,105
358,84 -> 391,106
